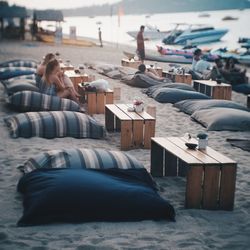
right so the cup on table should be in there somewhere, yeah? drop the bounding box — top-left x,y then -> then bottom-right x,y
146,105 -> 156,118
113,87 -> 121,101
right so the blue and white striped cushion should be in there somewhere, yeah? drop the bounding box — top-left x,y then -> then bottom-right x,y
4,111 -> 104,139
3,80 -> 39,95
0,59 -> 38,68
18,148 -> 144,174
0,67 -> 36,80
6,91 -> 83,112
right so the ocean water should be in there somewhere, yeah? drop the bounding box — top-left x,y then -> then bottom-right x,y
44,9 -> 250,52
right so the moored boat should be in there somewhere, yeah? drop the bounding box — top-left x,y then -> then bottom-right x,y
162,23 -> 228,45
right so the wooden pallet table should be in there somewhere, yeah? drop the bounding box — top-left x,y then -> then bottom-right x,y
105,104 -> 155,150
64,70 -> 90,90
162,71 -> 192,85
60,63 -> 74,71
121,58 -> 140,69
193,80 -> 232,100
150,137 -> 237,210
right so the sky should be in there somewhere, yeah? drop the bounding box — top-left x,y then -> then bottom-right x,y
7,0 -> 120,9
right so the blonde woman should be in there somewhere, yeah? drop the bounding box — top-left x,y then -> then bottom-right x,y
38,59 -> 80,103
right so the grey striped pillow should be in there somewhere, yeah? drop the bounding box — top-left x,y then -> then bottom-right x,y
0,59 -> 38,68
4,111 -> 104,139
18,148 -> 144,174
6,91 -> 83,112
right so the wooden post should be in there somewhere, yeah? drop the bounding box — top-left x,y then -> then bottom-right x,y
120,120 -> 132,150
150,140 -> 164,177
96,92 -> 105,114
87,92 -> 97,115
105,107 -> 114,131
143,120 -> 155,149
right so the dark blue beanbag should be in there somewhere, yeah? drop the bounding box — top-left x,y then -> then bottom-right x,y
17,168 -> 175,226
232,83 -> 250,94
0,67 -> 36,80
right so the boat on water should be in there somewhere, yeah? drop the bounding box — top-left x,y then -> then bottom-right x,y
127,24 -> 170,40
222,16 -> 239,21
211,46 -> 250,66
123,50 -> 193,64
36,33 -> 96,47
239,37 -> 250,44
156,45 -> 218,62
162,23 -> 228,45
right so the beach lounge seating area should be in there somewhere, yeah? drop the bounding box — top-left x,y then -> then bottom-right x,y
0,41 -> 250,249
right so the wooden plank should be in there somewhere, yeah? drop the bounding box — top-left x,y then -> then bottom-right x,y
87,92 -> 96,115
164,150 -> 178,176
178,159 -> 189,177
115,116 -> 121,131
96,92 -> 105,114
132,120 -> 144,147
120,120 -> 132,150
168,137 -> 218,164
185,165 -> 203,208
126,104 -> 155,120
144,120 -> 155,149
117,104 -> 144,120
105,104 -> 132,121
180,137 -> 236,164
106,91 -> 114,104
105,106 -> 114,131
152,138 -> 202,165
219,164 -> 237,210
150,140 -> 164,177
202,166 -> 220,209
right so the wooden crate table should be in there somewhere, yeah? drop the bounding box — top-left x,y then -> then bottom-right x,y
86,89 -> 114,115
105,104 -> 156,150
146,65 -> 163,77
60,63 -> 74,71
64,70 -> 90,90
150,137 -> 237,210
121,58 -> 140,69
193,80 -> 232,100
162,71 -> 192,85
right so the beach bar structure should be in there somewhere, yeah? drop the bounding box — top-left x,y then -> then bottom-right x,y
0,2 -> 28,40
33,10 -> 64,41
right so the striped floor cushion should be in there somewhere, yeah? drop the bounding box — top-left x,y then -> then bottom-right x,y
4,111 -> 104,139
3,80 -> 39,95
0,67 -> 36,80
18,148 -> 144,174
0,59 -> 38,68
6,91 -> 83,112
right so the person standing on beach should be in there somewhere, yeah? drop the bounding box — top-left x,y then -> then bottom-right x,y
136,25 -> 145,63
98,27 -> 103,47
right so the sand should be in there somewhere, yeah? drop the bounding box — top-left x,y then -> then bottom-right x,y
0,40 -> 250,250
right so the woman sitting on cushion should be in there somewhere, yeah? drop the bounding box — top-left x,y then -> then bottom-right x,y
36,53 -> 80,98
136,64 -> 165,81
36,53 -> 55,77
38,59 -> 80,103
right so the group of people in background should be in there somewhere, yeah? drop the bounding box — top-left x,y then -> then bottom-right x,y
191,48 -> 247,84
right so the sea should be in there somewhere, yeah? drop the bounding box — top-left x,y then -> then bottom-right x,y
42,9 -> 250,52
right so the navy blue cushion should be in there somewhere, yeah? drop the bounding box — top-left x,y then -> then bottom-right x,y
0,67 -> 36,80
232,83 -> 250,94
153,88 -> 211,103
17,168 -> 175,226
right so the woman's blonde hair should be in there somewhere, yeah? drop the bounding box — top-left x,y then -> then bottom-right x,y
42,53 -> 55,65
44,59 -> 59,83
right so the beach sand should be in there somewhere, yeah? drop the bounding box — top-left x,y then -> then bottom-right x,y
0,40 -> 250,250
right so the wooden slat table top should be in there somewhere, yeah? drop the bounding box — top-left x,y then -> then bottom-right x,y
116,104 -> 144,120
64,70 -> 88,78
152,137 -> 202,165
105,104 -> 132,121
194,80 -> 231,87
152,137 -> 236,166
106,104 -> 155,121
180,137 -> 236,164
168,137 -> 218,164
126,104 -> 155,120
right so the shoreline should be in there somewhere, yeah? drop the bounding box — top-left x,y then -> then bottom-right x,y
0,40 -> 250,249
